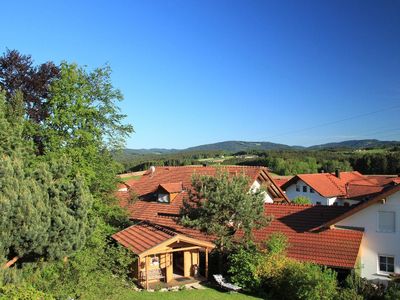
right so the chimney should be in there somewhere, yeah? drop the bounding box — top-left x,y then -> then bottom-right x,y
149,166 -> 156,177
335,169 -> 340,178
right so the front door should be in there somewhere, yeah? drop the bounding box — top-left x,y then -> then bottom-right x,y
172,251 -> 184,276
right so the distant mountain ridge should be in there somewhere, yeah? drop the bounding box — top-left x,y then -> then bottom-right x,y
125,139 -> 400,155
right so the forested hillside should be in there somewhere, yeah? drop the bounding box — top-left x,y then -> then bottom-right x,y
117,147 -> 400,176
0,50 -> 135,299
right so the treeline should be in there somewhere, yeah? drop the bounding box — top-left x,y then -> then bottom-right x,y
115,150 -> 227,171
117,148 -> 400,175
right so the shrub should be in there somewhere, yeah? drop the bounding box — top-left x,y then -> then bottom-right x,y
0,284 -> 54,300
270,260 -> 338,300
384,282 -> 400,300
343,270 -> 385,299
336,288 -> 363,300
228,243 -> 263,291
292,196 -> 312,205
265,232 -> 289,255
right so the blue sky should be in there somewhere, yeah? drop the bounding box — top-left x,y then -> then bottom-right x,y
1,0 -> 399,148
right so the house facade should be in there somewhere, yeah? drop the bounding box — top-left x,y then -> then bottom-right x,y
282,171 -> 394,206
319,185 -> 400,282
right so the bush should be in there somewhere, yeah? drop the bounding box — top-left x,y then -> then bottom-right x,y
0,284 -> 54,300
228,243 -> 263,291
265,232 -> 289,255
268,260 -> 338,300
343,270 -> 385,299
385,282 -> 400,300
292,196 -> 312,205
336,288 -> 363,300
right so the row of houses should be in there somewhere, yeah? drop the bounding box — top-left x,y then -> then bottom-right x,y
112,165 -> 400,289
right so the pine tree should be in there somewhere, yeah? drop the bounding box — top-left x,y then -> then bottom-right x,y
0,90 -> 92,264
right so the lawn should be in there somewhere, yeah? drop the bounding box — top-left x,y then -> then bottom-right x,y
115,287 -> 262,300
121,175 -> 142,182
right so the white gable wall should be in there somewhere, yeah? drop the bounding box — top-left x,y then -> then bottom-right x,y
336,191 -> 400,282
251,179 -> 274,203
285,179 -> 336,205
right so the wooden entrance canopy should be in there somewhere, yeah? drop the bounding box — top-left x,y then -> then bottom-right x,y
112,222 -> 215,289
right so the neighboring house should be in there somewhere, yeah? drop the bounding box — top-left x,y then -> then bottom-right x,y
113,165 -> 288,289
315,184 -> 400,282
282,170 -> 398,206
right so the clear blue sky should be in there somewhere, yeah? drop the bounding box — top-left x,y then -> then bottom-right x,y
1,0 -> 399,148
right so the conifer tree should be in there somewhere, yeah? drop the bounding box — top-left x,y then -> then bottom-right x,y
0,90 -> 92,264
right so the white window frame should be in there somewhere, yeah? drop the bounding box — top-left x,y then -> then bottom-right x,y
377,211 -> 396,233
378,255 -> 395,275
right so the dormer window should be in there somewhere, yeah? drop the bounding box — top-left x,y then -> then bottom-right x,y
156,182 -> 183,203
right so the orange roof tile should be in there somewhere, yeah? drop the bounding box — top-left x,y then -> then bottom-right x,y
159,182 -> 183,193
112,222 -> 176,254
282,171 -> 392,199
115,166 -> 363,269
251,204 -> 363,269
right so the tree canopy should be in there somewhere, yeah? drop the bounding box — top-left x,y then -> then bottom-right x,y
180,171 -> 270,251
0,90 -> 92,262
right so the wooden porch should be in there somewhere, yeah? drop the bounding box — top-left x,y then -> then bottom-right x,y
112,222 -> 215,290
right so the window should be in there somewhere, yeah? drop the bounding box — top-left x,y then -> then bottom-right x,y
296,184 -> 300,192
310,188 -> 315,193
302,186 -> 307,193
151,256 -> 160,266
379,255 -> 395,273
378,211 -> 395,233
158,193 -> 170,203
316,201 -> 321,205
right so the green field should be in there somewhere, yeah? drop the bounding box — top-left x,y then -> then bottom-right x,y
115,288 -> 262,300
121,175 -> 142,182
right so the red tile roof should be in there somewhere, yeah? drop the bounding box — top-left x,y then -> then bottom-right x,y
125,165 -> 262,193
272,177 -> 292,188
123,165 -> 288,202
112,220 -> 216,257
112,222 -> 176,254
251,204 -> 363,269
159,182 -> 183,193
115,166 -> 363,269
282,171 -> 392,199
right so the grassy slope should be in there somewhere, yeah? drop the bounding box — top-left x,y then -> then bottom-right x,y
116,288 -> 262,300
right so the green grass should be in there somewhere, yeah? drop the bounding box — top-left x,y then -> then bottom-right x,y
121,175 -> 142,182
115,288 -> 262,300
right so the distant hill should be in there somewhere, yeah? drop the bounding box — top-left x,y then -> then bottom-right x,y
122,148 -> 179,155
185,141 -> 300,152
308,139 -> 400,150
124,139 -> 400,154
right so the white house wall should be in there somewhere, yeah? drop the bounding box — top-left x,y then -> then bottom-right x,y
285,179 -> 334,205
336,191 -> 400,282
251,180 -> 274,203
